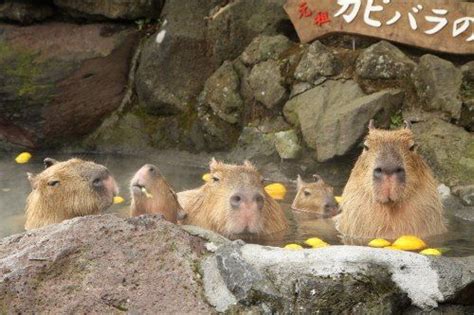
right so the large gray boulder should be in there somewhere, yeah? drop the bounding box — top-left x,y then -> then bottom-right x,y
0,22 -> 139,149
53,0 -> 164,20
199,61 -> 243,124
284,80 -> 404,162
0,215 -> 212,313
356,40 -> 416,80
135,0 -> 223,115
412,117 -> 474,187
294,41 -> 341,82
412,55 -> 463,119
206,0 -> 289,67
248,59 -> 288,109
240,34 -> 293,66
203,242 -> 474,313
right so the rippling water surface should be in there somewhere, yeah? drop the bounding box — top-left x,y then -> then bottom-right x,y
0,152 -> 473,257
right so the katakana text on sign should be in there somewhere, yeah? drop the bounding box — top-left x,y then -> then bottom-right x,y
285,0 -> 473,54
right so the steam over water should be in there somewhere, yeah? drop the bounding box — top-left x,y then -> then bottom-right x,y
1,152 -> 473,257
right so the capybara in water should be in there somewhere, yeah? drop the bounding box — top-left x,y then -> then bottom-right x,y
178,159 -> 288,238
130,164 -> 185,223
335,120 -> 447,239
25,158 -> 119,230
291,174 -> 339,219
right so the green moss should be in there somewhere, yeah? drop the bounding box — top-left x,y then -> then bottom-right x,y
0,42 -> 51,98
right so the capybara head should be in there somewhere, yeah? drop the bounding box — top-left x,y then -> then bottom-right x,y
291,174 -> 339,218
130,164 -> 185,223
180,159 -> 288,238
25,158 -> 119,230
336,121 -> 447,239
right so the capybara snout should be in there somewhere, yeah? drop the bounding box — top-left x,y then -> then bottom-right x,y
372,146 -> 407,203
323,196 -> 338,216
230,190 -> 265,212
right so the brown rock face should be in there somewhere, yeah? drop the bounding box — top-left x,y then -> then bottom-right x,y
0,22 -> 139,149
0,215 -> 212,313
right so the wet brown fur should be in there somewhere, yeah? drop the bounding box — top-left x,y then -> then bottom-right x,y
178,160 -> 288,238
291,175 -> 338,219
130,165 -> 184,224
25,158 -> 117,230
336,125 -> 447,239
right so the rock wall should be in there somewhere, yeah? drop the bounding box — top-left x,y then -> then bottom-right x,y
0,1 -> 473,186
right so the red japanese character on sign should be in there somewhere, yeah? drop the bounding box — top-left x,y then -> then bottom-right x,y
314,11 -> 331,26
299,1 -> 312,18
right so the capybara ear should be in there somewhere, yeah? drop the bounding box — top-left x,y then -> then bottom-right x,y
404,120 -> 412,130
296,174 -> 305,190
312,174 -> 322,183
43,158 -> 58,169
177,208 -> 187,221
243,160 -> 256,170
209,157 -> 221,172
368,119 -> 375,130
27,172 -> 37,189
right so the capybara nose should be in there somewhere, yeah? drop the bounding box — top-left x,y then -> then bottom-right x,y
145,164 -> 157,173
230,193 -> 243,209
324,196 -> 338,214
254,193 -> 264,211
373,165 -> 405,178
230,192 -> 265,211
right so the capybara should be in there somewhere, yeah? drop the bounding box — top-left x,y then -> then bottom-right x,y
25,158 -> 119,230
178,159 -> 288,238
291,174 -> 339,219
130,164 -> 186,223
335,120 -> 447,239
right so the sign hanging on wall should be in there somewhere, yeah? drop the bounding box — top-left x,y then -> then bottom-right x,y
284,0 -> 474,55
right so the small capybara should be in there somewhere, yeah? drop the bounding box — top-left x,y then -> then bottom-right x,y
291,174 -> 339,219
335,120 -> 447,239
25,158 -> 119,230
178,159 -> 288,238
130,164 -> 186,223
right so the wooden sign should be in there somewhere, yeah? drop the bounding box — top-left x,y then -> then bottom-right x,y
284,0 -> 474,55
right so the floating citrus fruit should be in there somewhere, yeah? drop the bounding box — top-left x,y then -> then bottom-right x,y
15,152 -> 32,164
368,238 -> 391,248
113,196 -> 125,204
392,235 -> 427,251
304,237 -> 329,248
264,183 -> 287,200
419,248 -> 442,256
284,243 -> 303,250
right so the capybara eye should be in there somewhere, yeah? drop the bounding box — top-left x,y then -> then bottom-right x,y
92,178 -> 102,187
304,190 -> 311,197
212,176 -> 220,182
148,166 -> 156,173
363,144 -> 369,151
48,180 -> 60,187
409,144 -> 416,151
